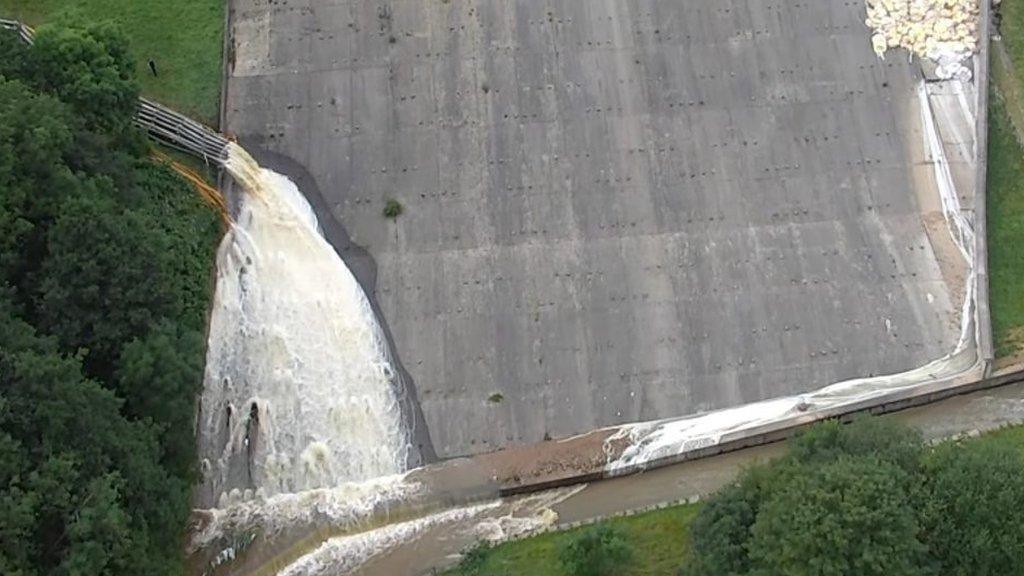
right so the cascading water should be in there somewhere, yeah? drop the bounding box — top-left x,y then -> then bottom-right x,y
197,143 -> 409,506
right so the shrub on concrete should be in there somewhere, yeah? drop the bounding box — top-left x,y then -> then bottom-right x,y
383,198 -> 403,219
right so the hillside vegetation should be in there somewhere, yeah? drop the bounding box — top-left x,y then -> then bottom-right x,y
0,23 -> 219,575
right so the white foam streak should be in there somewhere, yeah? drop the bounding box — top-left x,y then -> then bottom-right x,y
278,503 -> 501,576
472,486 -> 584,542
191,474 -> 421,551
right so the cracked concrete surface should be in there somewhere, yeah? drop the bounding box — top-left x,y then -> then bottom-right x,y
225,0 -> 960,459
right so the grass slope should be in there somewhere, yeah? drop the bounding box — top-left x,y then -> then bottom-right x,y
989,1 -> 1024,357
1003,0 -> 1024,98
988,93 -> 1024,356
0,0 -> 223,125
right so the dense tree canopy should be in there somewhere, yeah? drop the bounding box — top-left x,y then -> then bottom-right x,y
685,417 -> 1024,576
27,23 -> 139,135
748,457 -> 927,576
916,440 -> 1024,575
0,22 -> 219,576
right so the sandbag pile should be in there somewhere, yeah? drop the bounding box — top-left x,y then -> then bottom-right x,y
865,0 -> 980,77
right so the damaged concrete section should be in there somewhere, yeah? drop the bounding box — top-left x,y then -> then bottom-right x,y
225,0 -> 963,459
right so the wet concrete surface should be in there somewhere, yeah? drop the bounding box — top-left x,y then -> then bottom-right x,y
225,0 -> 960,459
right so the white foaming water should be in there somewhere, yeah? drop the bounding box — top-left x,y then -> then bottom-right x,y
191,473 -> 421,552
197,143 -> 409,503
275,486 -> 584,576
277,503 -> 501,576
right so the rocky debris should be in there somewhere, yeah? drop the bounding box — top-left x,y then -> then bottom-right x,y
866,0 -> 981,79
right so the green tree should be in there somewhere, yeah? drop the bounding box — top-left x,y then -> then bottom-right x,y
747,456 -> 928,576
0,77 -> 78,293
27,22 -> 139,135
36,188 -> 182,378
60,474 -> 132,576
684,482 -> 756,576
130,161 -> 220,329
0,397 -> 35,576
116,321 -> 205,478
789,416 -> 923,473
0,20 -> 213,576
559,525 -> 633,576
686,418 -> 933,576
916,440 -> 1024,575
683,464 -> 796,576
0,296 -> 189,576
0,29 -> 30,80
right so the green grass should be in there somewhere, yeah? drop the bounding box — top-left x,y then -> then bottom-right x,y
444,504 -> 700,576
981,422 -> 1024,453
1003,0 -> 1024,98
0,0 -> 223,125
987,94 -> 1024,356
990,1 -> 1024,357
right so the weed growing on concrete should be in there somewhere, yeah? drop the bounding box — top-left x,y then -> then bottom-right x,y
383,198 -> 403,219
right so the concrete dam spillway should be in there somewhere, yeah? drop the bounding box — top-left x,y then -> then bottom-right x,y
196,143 -> 410,507
225,0 -> 968,460
182,0 -> 990,572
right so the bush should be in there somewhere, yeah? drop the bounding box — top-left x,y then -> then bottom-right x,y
748,456 -> 928,576
28,22 -> 139,136
0,23 -> 218,576
686,418 -> 928,575
383,198 -> 403,219
685,417 -> 1024,576
915,439 -> 1024,575
559,525 -> 633,576
789,415 -> 923,473
684,476 -> 758,575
